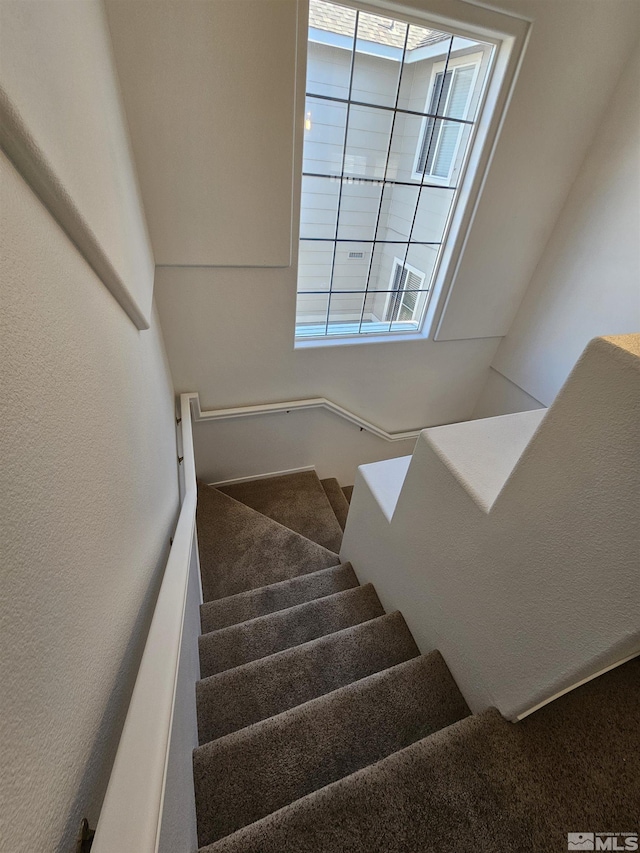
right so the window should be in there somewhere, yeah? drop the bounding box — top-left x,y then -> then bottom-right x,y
414,61 -> 479,182
296,0 -> 499,341
384,259 -> 426,323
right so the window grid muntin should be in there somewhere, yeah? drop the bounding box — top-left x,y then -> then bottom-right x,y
355,19 -> 411,333
299,1 -> 491,339
323,9 -> 359,336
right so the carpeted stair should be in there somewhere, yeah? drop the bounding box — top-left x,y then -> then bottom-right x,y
319,477 -> 350,530
199,562 -> 359,632
196,611 -> 420,743
217,471 -> 344,552
194,472 -> 639,852
198,584 -> 384,678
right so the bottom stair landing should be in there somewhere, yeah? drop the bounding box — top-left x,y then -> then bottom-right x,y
193,472 -> 640,852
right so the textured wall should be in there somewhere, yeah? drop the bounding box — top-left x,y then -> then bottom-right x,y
343,336 -> 640,719
0,0 -> 155,324
488,43 -> 640,407
434,0 -> 640,340
104,0 -> 298,267
193,407 -> 417,488
472,368 -> 544,419
0,148 -> 178,853
154,264 -> 501,432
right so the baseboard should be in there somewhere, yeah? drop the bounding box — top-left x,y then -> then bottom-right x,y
209,466 -> 316,488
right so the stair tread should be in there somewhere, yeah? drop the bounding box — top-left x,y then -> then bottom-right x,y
342,485 -> 353,504
320,478 -> 350,530
218,471 -> 343,552
196,611 -> 419,743
198,585 -> 384,678
196,481 -> 339,602
200,563 -> 359,632
199,657 -> 640,853
194,651 -> 470,846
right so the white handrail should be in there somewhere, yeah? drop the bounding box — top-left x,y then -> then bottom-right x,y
190,392 -> 422,443
91,393 -> 198,853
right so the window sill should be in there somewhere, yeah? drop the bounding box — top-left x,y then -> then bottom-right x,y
294,326 -> 429,349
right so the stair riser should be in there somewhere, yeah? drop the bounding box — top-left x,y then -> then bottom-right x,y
196,612 -> 420,743
193,652 -> 470,846
198,585 -> 383,678
199,563 -> 359,633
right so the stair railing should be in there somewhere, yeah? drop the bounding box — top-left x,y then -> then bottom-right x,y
91,392 -> 200,853
189,392 -> 422,442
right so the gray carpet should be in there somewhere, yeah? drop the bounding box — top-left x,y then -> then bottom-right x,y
198,585 -> 384,678
194,470 -> 635,853
196,481 -> 339,602
320,477 -> 350,530
196,612 -> 419,743
342,484 -> 353,503
194,651 -> 470,846
218,471 -> 344,552
200,563 -> 359,633
200,658 -> 640,852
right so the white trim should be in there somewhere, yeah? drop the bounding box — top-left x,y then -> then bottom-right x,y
428,17 -> 532,340
295,1 -> 531,346
91,393 -> 199,853
209,466 -> 316,488
190,392 -> 422,443
0,88 -> 150,331
514,649 -> 640,722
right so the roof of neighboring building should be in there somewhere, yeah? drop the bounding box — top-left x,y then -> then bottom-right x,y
309,0 -> 450,51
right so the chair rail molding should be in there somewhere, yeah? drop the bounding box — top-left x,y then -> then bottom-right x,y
189,393 -> 423,443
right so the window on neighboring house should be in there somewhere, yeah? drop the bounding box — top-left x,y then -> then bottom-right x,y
413,62 -> 479,182
295,0 -> 499,341
385,259 -> 426,323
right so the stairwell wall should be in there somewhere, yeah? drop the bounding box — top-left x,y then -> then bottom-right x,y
148,0 -> 639,482
343,336 -> 640,719
474,42 -> 640,416
0,5 -> 180,852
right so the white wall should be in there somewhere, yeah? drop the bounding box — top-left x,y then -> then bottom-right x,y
434,0 -> 640,340
193,407 -> 417,487
154,264 -> 501,429
472,367 -> 543,419
485,43 -> 640,408
118,0 -> 638,483
1,148 -> 179,853
0,0 -> 155,326
157,542 -> 201,853
104,0 -> 298,267
343,336 -> 640,719
0,5 -> 180,850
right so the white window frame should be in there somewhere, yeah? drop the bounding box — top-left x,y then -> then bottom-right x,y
294,0 -> 531,350
383,258 -> 426,323
411,55 -> 482,185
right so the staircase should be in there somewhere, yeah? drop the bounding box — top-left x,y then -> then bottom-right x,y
192,469 -> 639,852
